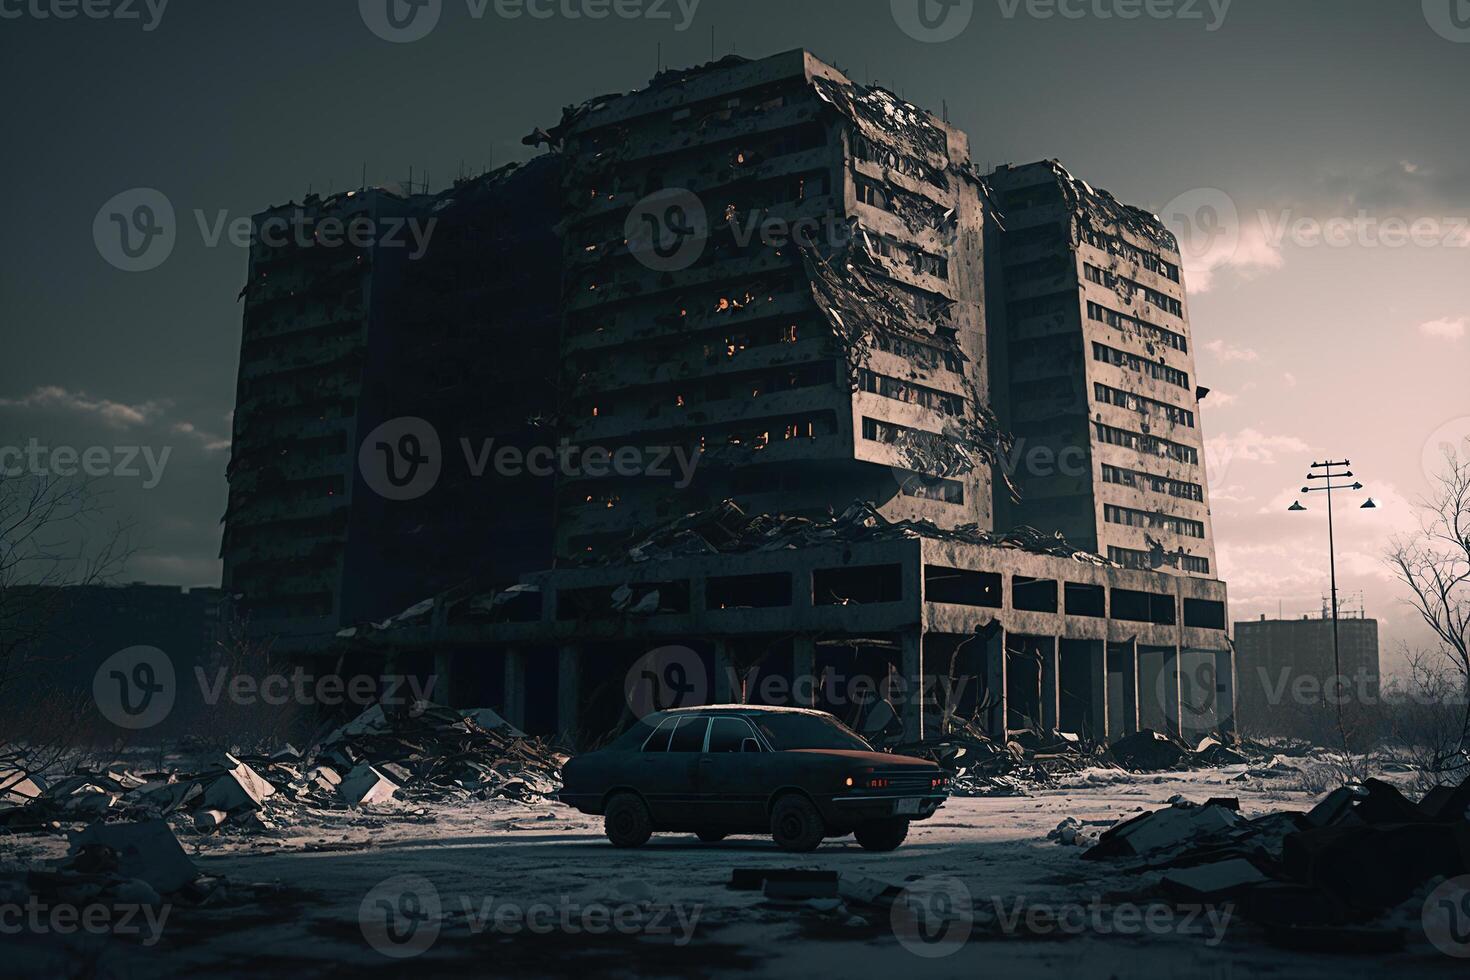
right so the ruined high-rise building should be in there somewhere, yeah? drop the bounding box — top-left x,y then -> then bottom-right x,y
986,161 -> 1216,577
222,161 -> 562,654
546,50 -> 1001,560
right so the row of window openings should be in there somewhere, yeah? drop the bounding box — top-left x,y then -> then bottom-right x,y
1094,420 -> 1199,465
1081,227 -> 1181,282
1093,382 -> 1195,428
1086,301 -> 1188,353
1091,342 -> 1190,390
1110,545 -> 1211,575
581,361 -> 835,419
555,564 -> 1225,628
1103,503 -> 1206,539
1083,264 -> 1184,317
1100,463 -> 1204,502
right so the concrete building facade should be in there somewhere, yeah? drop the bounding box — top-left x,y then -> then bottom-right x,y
986,161 -> 1216,577
550,51 -> 1000,560
1233,614 -> 1380,733
222,162 -> 562,653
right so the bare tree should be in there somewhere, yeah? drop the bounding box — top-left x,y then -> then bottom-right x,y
0,472 -> 134,793
1385,446 -> 1470,781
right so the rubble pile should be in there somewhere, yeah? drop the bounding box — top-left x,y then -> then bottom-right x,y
0,703 -> 565,836
1083,776 -> 1470,950
597,498 -> 1112,569
888,723 -> 1266,796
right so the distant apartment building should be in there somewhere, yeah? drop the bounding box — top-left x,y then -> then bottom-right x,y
985,161 -> 1216,577
222,162 -> 561,654
1234,613 -> 1381,730
549,51 -> 995,560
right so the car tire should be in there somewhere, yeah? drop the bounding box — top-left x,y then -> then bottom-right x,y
770,795 -> 825,852
604,793 -> 653,848
695,829 -> 727,843
854,818 -> 909,852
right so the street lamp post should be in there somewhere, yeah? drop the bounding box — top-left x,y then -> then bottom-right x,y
1288,459 -> 1376,721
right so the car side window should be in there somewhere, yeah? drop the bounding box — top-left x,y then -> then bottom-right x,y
667,717 -> 709,752
707,717 -> 755,753
641,716 -> 676,752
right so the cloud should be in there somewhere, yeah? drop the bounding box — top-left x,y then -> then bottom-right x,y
1183,220 -> 1286,293
1204,339 -> 1260,362
0,385 -> 164,429
1418,316 -> 1466,341
1281,372 -> 1297,387
171,422 -> 231,453
1206,389 -> 1238,407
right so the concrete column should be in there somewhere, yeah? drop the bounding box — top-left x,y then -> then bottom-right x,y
984,626 -> 1006,740
1089,641 -> 1109,744
1214,647 -> 1237,738
1165,647 -> 1183,740
713,639 -> 733,703
792,636 -> 816,707
901,629 -> 924,740
556,646 -> 580,739
1040,636 -> 1060,732
502,648 -> 527,730
1121,639 -> 1140,736
432,649 -> 455,708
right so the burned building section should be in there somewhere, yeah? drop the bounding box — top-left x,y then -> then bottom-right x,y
222,163 -> 562,662
546,51 -> 995,560
311,51 -> 1232,752
985,161 -> 1216,577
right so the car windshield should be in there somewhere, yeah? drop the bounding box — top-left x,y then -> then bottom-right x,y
753,713 -> 872,751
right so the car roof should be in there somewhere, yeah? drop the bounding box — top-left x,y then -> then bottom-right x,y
658,705 -> 835,718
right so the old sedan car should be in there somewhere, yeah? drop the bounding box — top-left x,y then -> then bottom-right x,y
559,705 -> 949,851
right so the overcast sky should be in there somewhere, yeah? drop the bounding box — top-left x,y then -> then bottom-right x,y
1,0 -> 1466,674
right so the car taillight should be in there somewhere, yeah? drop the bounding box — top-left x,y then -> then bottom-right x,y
932,776 -> 950,789
866,777 -> 889,789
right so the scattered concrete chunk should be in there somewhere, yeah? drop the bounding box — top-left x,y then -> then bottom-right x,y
69,819 -> 199,894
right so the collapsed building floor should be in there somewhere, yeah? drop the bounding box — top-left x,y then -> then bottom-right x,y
343,500 -> 1232,750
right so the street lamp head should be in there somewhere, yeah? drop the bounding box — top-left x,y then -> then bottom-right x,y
1301,486 -> 1311,493
1288,501 -> 1307,512
1351,482 -> 1363,490
1361,498 -> 1377,509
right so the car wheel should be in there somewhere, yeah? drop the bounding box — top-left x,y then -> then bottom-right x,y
604,793 -> 653,848
695,829 -> 727,843
770,795 -> 825,852
854,818 -> 909,852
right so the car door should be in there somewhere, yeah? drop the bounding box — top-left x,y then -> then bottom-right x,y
693,716 -> 767,828
641,715 -> 707,825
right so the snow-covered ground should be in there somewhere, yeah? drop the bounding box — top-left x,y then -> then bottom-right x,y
3,764 -> 1463,978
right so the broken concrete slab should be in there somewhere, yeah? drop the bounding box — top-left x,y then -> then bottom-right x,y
338,764 -> 397,806
69,819 -> 199,894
